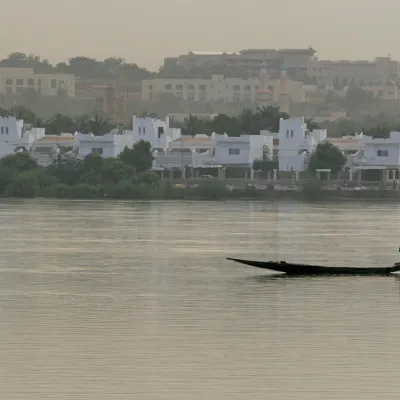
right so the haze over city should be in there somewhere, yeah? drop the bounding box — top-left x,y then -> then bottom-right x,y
1,0 -> 399,69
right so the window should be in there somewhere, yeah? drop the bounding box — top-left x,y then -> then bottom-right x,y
27,78 -> 35,86
176,84 -> 183,90
188,85 -> 195,90
244,85 -> 251,91
92,148 -> 103,155
143,127 -> 146,134
377,150 -> 388,157
139,127 -> 141,134
165,84 -> 172,90
199,85 -> 206,91
6,127 -> 8,134
0,127 -> 3,134
51,79 -> 57,89
158,126 -> 164,138
291,130 -> 294,138
229,148 -> 240,155
233,85 -> 240,91
286,129 -> 289,138
16,79 -> 24,86
6,78 -> 12,85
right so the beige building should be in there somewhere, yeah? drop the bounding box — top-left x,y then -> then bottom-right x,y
361,85 -> 398,100
142,74 -> 307,103
165,48 -> 316,79
307,57 -> 400,87
0,68 -> 75,97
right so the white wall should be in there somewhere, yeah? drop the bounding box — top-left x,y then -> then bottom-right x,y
278,118 -> 326,171
0,117 -> 25,157
362,132 -> 400,166
77,133 -> 130,159
131,116 -> 180,151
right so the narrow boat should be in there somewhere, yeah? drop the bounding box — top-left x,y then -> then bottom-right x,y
226,257 -> 400,276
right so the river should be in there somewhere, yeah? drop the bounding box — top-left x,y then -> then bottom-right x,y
0,199 -> 399,399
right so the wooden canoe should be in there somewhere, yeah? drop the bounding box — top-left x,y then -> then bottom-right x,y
226,257 -> 400,276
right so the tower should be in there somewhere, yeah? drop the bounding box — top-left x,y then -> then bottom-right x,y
278,65 -> 291,114
256,62 -> 272,105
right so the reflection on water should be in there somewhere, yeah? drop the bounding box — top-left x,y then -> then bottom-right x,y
0,199 -> 399,399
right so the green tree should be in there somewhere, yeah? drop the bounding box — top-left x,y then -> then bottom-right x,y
308,142 -> 347,174
256,106 -> 290,132
0,152 -> 38,173
305,117 -> 320,131
101,158 -> 135,183
118,141 -> 154,173
182,114 -> 208,136
44,114 -> 77,135
48,153 -> 83,185
83,153 -> 104,172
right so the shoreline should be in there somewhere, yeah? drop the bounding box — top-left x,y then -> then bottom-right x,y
3,189 -> 400,202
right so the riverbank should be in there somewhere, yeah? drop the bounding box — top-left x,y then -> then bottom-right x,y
7,183 -> 400,201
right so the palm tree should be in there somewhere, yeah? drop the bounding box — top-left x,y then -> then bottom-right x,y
256,106 -> 290,132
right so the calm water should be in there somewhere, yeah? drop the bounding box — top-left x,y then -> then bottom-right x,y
0,199 -> 399,399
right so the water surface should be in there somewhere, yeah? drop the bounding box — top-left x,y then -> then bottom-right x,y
0,199 -> 399,399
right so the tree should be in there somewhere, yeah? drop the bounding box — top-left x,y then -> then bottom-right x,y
48,153 -> 83,185
0,152 -> 38,173
342,86 -> 374,112
13,106 -> 37,124
101,158 -> 135,183
83,153 -> 104,172
118,141 -> 154,173
305,118 -> 320,131
44,114 -> 77,135
182,114 -> 208,136
67,56 -> 101,78
308,142 -> 347,174
75,115 -> 114,135
208,114 -> 241,136
256,106 -> 290,132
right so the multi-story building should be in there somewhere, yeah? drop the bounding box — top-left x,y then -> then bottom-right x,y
307,57 -> 400,87
278,117 -> 327,172
141,74 -> 307,104
0,68 -> 75,97
165,48 -> 316,79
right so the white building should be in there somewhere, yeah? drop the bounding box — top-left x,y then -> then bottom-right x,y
0,117 -> 45,158
31,133 -> 78,166
278,117 -> 327,172
131,115 -> 181,151
151,132 -> 273,174
77,132 -> 132,159
213,134 -> 273,166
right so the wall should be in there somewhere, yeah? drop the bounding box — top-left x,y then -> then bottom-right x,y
131,116 -> 178,151
0,117 -> 24,157
77,134 -> 129,159
214,138 -> 251,165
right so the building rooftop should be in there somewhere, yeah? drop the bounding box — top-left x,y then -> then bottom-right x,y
36,136 -> 74,142
174,136 -> 211,143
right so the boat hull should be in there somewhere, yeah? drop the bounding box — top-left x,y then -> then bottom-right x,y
227,258 -> 400,276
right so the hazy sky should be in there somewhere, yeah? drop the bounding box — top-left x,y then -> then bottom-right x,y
2,0 -> 399,71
